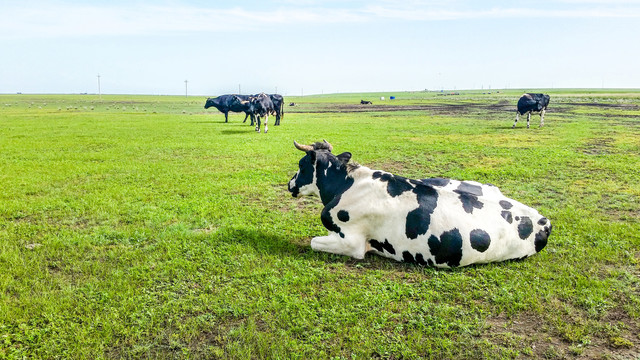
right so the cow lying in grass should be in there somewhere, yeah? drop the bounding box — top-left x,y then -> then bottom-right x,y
288,140 -> 551,267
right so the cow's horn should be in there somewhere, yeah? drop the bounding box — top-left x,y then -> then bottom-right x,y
322,139 -> 333,152
294,141 -> 313,152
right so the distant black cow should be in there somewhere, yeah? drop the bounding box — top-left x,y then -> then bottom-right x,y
513,93 -> 550,128
204,94 -> 252,123
361,100 -> 372,105
289,102 -> 296,106
268,94 -> 285,126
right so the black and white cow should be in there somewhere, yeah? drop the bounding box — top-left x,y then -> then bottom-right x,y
513,93 -> 550,129
250,93 -> 275,133
288,141 -> 552,267
360,100 -> 372,105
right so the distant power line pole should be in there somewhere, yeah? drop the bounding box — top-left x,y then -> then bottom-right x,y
185,80 -> 188,98
97,74 -> 101,100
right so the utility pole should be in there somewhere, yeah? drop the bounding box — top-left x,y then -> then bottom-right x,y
185,80 -> 188,98
97,74 -> 101,100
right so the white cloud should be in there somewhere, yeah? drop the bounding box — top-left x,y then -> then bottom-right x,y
2,1 -> 640,39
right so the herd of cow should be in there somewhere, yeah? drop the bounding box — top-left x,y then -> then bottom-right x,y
204,92 -> 550,131
204,93 -> 284,133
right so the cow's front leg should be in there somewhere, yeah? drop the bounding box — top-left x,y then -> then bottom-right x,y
311,232 -> 366,259
540,109 -> 545,127
255,116 -> 261,132
526,112 -> 531,129
264,115 -> 269,133
513,112 -> 519,128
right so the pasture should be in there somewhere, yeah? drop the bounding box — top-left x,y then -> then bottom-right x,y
1,90 -> 639,359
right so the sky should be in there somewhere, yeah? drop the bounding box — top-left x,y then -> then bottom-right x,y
1,0 -> 639,96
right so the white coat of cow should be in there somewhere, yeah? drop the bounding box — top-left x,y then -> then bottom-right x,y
288,140 -> 552,268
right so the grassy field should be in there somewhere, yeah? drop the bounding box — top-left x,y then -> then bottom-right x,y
1,90 -> 639,359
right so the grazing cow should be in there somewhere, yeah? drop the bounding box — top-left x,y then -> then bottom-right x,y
250,93 -> 275,133
513,93 -> 550,128
360,100 -> 372,105
268,94 -> 285,126
289,102 -> 296,106
288,140 -> 551,267
204,94 -> 252,123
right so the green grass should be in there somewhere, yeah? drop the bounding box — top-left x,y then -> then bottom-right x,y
1,91 -> 639,359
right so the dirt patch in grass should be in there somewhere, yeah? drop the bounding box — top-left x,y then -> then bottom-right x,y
287,102 -> 575,116
581,137 -> 616,155
484,309 -> 640,359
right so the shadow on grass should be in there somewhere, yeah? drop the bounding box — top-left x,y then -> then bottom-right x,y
218,227 -> 311,258
220,129 -> 255,135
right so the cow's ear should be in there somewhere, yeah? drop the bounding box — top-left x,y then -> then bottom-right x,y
337,152 -> 351,165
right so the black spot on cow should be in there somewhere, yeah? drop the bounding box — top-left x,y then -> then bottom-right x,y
321,195 -> 344,238
427,229 -> 463,267
499,200 -> 513,209
501,210 -> 513,224
372,171 -> 413,197
454,182 -> 484,214
470,229 -> 491,252
535,223 -> 552,252
538,217 -> 548,226
414,253 -> 429,266
405,184 -> 439,239
369,238 -> 396,255
337,210 -> 350,222
421,178 -> 451,187
517,216 -> 533,240
403,251 -> 430,266
455,192 -> 484,214
535,230 -> 548,252
427,258 -> 435,266
402,251 -> 415,263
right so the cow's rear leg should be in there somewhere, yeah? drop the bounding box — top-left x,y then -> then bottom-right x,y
540,109 -> 545,127
311,232 -> 366,259
224,112 -> 229,123
255,116 -> 261,132
264,115 -> 268,133
513,112 -> 520,128
526,112 -> 531,129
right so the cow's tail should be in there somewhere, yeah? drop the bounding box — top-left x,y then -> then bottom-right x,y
280,98 -> 285,122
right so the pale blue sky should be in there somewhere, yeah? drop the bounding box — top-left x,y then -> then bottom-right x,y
1,0 -> 639,95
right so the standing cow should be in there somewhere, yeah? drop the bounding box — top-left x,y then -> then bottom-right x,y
204,94 -> 252,123
269,94 -> 285,126
250,93 -> 275,133
513,93 -> 550,129
288,140 -> 551,267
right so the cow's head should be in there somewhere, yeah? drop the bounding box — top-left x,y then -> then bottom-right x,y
288,140 -> 352,200
231,95 -> 252,110
204,97 -> 217,109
